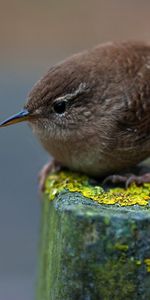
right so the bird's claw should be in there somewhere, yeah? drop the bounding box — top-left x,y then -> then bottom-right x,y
103,173 -> 150,189
38,160 -> 61,192
103,174 -> 128,186
125,173 -> 150,188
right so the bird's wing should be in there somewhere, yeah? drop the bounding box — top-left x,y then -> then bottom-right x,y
117,62 -> 150,144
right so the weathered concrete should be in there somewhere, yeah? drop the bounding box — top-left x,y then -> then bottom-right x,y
37,171 -> 150,300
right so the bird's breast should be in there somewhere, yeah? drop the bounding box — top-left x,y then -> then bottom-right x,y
39,134 -> 110,176
39,132 -> 150,176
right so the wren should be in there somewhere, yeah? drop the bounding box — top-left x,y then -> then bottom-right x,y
1,41 -> 150,190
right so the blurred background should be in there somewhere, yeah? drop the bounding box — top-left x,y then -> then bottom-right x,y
0,1 -> 150,299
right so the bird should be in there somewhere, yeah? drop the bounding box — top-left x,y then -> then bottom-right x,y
1,40 -> 150,190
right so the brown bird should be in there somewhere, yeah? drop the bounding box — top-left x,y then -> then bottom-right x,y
1,41 -> 150,190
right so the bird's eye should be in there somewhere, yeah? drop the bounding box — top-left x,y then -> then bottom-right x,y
53,100 -> 66,114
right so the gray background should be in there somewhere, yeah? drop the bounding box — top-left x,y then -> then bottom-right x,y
1,1 -> 150,299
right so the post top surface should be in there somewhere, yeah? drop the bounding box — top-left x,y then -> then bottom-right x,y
45,171 -> 150,219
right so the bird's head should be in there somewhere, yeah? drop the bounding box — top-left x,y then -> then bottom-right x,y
0,59 -> 95,141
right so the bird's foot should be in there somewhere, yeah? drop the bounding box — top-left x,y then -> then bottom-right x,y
38,160 -> 61,192
125,173 -> 150,188
103,173 -> 150,189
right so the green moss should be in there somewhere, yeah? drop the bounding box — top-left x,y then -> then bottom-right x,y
92,257 -> 137,300
45,171 -> 150,207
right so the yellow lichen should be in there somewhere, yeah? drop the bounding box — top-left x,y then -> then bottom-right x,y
115,243 -> 129,251
144,258 -> 150,272
45,171 -> 150,207
135,260 -> 142,266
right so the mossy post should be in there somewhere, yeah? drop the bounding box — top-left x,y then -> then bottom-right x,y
37,171 -> 150,300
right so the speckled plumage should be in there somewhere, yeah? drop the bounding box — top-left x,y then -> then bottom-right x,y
24,41 -> 150,179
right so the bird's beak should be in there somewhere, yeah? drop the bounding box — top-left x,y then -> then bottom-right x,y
0,109 -> 32,128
